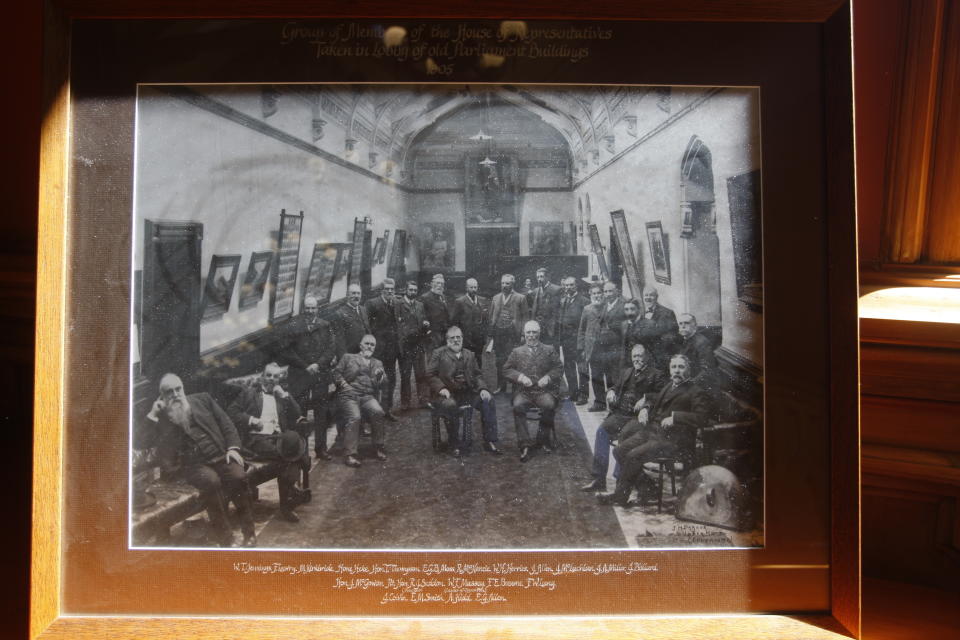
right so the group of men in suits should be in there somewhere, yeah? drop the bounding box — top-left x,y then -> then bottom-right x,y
137,267 -> 724,545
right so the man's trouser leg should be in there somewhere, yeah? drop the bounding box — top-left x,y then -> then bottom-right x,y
398,339 -> 417,409
511,393 -> 536,448
617,435 -> 677,500
339,397 -> 362,457
378,346 -> 399,412
493,328 -> 517,387
591,414 -> 632,482
531,392 -> 557,446
359,395 -> 387,450
588,356 -> 607,403
560,341 -> 581,400
436,397 -> 463,449
247,434 -> 304,508
472,393 -> 498,444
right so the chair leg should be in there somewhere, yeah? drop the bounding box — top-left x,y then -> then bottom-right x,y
669,463 -> 677,496
657,463 -> 665,513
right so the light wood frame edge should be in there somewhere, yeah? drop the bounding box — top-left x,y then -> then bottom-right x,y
30,1 -> 861,638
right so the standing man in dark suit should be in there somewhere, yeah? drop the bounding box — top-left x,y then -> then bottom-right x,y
450,277 -> 490,357
227,363 -> 309,523
396,280 -> 430,411
530,267 -> 562,343
426,326 -> 500,456
142,373 -> 256,547
365,277 -> 401,421
581,344 -> 666,493
578,284 -> 605,408
632,286 -> 679,368
277,294 -> 340,460
618,298 -> 641,370
589,280 -> 626,411
555,276 -> 590,405
487,273 -> 529,392
599,354 -> 711,507
420,273 -> 450,351
503,320 -> 563,462
334,283 -> 371,354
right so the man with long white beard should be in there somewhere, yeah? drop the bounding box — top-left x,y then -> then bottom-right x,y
144,373 -> 256,547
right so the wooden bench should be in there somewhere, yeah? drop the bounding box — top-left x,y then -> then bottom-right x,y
131,459 -> 291,546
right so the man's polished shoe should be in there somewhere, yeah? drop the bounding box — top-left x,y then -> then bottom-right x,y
384,411 -> 399,422
597,491 -> 630,507
345,455 -> 362,468
241,533 -> 258,547
580,479 -> 607,492
519,447 -> 531,463
588,403 -> 607,412
315,449 -> 332,461
575,396 -> 589,406
539,442 -> 552,454
278,508 -> 300,523
375,448 -> 388,461
451,448 -> 461,458
483,442 -> 503,455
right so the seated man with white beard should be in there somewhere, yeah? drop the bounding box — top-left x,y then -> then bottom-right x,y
333,334 -> 389,467
227,362 -> 309,523
143,373 -> 257,547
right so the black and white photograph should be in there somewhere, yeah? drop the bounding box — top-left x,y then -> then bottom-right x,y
131,83 -> 764,552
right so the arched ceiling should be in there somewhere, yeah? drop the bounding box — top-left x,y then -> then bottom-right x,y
194,83 -> 680,184
283,84 -> 655,173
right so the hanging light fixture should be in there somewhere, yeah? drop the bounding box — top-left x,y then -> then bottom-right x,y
471,93 -> 497,166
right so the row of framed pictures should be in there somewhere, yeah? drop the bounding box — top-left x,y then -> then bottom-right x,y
199,227 -> 403,322
587,216 -> 672,287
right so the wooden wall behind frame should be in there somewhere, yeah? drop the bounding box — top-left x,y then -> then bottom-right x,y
32,1 -> 859,639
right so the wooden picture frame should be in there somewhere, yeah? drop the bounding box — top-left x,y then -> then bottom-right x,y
529,221 -> 569,255
420,221 -> 456,271
199,254 -> 241,321
645,221 -> 672,286
387,229 -> 408,280
611,209 -> 645,297
375,230 -> 390,264
301,242 -> 339,308
588,223 -> 611,280
238,250 -> 274,310
33,2 -> 859,639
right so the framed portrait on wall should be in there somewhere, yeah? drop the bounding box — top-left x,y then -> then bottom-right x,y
33,3 -> 859,639
419,221 -> 455,271
199,254 -> 241,321
238,250 -> 273,310
269,210 -> 304,323
588,223 -> 610,280
646,221 -> 672,285
301,242 -> 339,307
529,221 -> 569,255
